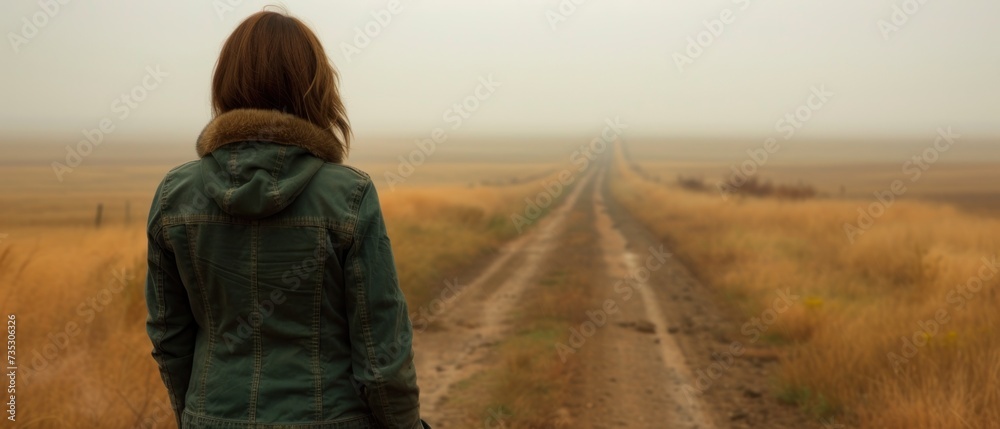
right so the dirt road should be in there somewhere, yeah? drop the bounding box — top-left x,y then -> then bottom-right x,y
413,161 -> 820,428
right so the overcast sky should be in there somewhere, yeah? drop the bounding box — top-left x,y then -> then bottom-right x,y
1,0 -> 998,143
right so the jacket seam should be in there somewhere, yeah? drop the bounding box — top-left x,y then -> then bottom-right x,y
159,164 -> 177,212
351,182 -> 395,426
183,408 -> 375,427
352,254 -> 392,425
185,223 -> 216,414
151,244 -> 178,411
312,228 -> 325,420
347,179 -> 368,237
222,149 -> 238,210
153,237 -> 168,348
269,146 -> 287,209
161,215 -> 353,233
248,223 -> 262,422
154,214 -> 182,415
336,164 -> 371,181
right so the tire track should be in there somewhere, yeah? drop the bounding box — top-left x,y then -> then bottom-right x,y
414,168 -> 598,426
563,166 -> 718,429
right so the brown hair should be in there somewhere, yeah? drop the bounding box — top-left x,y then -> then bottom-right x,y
212,10 -> 351,152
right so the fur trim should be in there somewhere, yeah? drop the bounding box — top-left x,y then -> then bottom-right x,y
196,109 -> 345,163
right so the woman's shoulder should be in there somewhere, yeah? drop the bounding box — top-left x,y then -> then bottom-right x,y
160,159 -> 201,183
154,160 -> 201,199
317,162 -> 370,181
304,162 -> 378,207
311,162 -> 373,194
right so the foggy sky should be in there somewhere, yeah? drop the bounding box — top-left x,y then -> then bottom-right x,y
1,0 -> 998,143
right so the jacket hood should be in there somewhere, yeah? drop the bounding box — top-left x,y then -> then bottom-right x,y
195,109 -> 347,219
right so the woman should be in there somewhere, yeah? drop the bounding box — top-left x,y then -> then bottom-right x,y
144,10 -> 427,429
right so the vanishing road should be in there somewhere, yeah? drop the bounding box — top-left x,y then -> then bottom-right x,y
412,160 -> 820,429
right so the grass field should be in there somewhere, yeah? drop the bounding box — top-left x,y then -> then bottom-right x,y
3,135 -> 999,428
0,141 -> 568,428
613,142 -> 1000,428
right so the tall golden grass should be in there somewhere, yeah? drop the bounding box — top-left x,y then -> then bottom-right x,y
1,176 -> 549,428
610,147 -> 1000,428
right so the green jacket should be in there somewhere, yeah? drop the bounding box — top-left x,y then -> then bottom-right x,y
144,109 -> 426,429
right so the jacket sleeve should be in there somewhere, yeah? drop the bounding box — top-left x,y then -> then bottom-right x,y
145,182 -> 198,429
345,180 -> 424,428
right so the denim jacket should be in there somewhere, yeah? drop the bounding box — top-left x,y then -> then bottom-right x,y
144,109 -> 426,428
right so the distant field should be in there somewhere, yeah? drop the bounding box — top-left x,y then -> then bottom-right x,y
0,136 -> 581,227
624,136 -> 1000,216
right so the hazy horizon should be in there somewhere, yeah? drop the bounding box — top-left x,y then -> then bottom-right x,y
2,0 -> 999,146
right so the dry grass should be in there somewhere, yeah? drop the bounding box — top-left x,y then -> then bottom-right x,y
0,161 -> 555,428
381,182 -> 551,308
610,146 -> 1000,428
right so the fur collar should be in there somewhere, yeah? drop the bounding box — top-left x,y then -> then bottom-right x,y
196,109 -> 345,163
